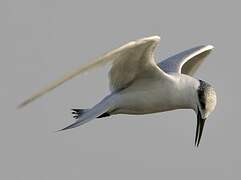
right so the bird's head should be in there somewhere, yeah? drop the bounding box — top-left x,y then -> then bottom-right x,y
194,80 -> 217,146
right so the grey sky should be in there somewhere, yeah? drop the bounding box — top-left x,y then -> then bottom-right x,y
1,0 -> 240,179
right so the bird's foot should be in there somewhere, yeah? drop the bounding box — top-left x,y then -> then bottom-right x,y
71,109 -> 85,119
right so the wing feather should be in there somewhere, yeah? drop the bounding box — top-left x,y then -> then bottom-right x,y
158,45 -> 214,76
108,36 -> 165,91
18,36 -> 168,108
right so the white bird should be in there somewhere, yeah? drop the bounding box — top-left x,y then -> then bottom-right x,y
18,36 -> 217,146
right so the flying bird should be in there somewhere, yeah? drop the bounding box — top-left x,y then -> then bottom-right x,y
18,36 -> 217,146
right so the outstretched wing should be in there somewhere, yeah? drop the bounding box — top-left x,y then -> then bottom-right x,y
158,45 -> 214,76
18,36 -> 169,108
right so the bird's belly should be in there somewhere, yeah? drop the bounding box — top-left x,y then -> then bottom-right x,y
113,85 -> 181,115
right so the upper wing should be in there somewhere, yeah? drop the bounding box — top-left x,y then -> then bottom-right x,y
18,35 -> 169,108
108,36 -> 168,91
158,45 -> 214,76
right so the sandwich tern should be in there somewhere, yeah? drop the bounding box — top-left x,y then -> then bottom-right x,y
18,36 -> 217,146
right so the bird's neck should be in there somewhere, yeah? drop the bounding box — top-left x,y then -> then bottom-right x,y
171,74 -> 199,111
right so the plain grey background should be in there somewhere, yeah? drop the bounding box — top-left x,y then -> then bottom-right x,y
1,0 -> 240,179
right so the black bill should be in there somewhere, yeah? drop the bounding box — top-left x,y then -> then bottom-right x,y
195,109 -> 206,147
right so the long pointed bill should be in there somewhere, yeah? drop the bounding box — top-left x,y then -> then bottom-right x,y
195,109 -> 206,147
